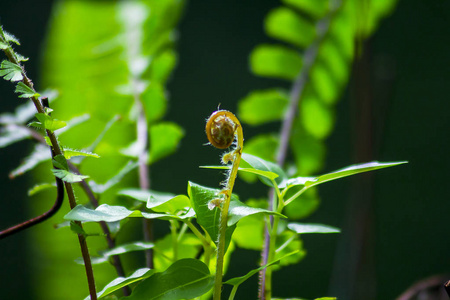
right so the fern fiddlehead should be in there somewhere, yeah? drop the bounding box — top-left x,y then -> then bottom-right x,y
206,110 -> 243,300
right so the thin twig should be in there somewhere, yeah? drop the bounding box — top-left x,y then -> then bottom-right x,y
258,4 -> 338,299
0,27 -> 98,299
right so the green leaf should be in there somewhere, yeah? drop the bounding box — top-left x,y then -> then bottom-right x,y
122,259 -> 214,300
28,183 -> 55,196
52,154 -> 69,170
188,182 -> 236,249
265,7 -> 315,48
90,242 -> 155,265
150,49 -> 177,84
0,125 -> 31,148
283,187 -> 319,219
4,31 -> 20,45
9,144 -> 50,178
0,40 -> 7,49
15,82 -> 40,98
52,169 -> 89,183
118,188 -> 190,214
291,127 -> 326,175
63,148 -> 100,159
274,231 -> 306,268
0,60 -> 23,81
241,153 -> 287,187
153,233 -> 202,271
282,0 -> 330,19
85,268 -> 154,300
228,196 -> 285,226
90,161 -> 138,194
287,223 -> 340,234
149,122 -> 184,164
142,83 -> 167,123
301,96 -> 334,139
238,89 -> 289,125
232,211 -> 265,250
30,113 -> 66,131
224,251 -> 299,286
64,204 -> 191,223
250,44 -> 302,80
305,161 -> 408,188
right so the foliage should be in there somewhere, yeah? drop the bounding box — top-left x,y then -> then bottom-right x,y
0,0 -> 403,300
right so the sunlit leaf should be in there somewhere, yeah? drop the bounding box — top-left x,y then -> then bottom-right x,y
52,169 -> 89,183
149,122 -> 184,164
141,83 -> 167,123
15,82 -> 40,98
287,223 -> 340,234
84,268 -> 154,300
241,153 -> 287,187
9,144 -> 50,178
265,7 -> 315,48
123,259 -> 214,300
238,89 -> 289,125
89,242 -> 155,265
0,60 -> 23,81
250,44 -> 302,80
0,125 -> 31,148
305,161 -> 408,188
200,165 -> 279,181
63,148 -> 100,159
188,182 -> 236,249
28,183 -> 56,196
30,113 -> 66,132
64,204 -> 191,223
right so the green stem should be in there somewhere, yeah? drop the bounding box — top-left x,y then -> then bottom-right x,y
170,220 -> 178,261
228,285 -> 239,300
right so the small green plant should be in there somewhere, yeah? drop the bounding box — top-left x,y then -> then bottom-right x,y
0,1 -> 403,300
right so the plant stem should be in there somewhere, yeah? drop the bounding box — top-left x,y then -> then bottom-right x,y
0,28 -> 98,299
258,4 -> 339,298
213,115 -> 243,300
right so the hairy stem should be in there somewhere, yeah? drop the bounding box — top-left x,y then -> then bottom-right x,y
212,113 -> 243,300
0,27 -> 98,299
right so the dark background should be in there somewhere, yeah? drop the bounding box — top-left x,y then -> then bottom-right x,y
1,0 -> 450,299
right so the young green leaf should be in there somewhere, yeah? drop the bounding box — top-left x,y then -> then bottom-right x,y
228,197 -> 286,226
64,204 -> 191,223
250,44 -> 302,80
287,223 -> 340,234
89,242 -> 155,265
9,144 -> 50,178
30,113 -> 66,132
63,148 -> 100,159
265,7 -> 316,48
0,60 -> 23,81
0,40 -> 7,50
15,82 -> 40,98
0,125 -> 31,148
28,183 -> 56,196
84,268 -> 154,300
304,161 -> 408,188
52,169 -> 89,183
241,153 -> 287,187
122,259 -> 214,300
52,154 -> 69,170
238,89 -> 289,125
149,122 -> 184,164
4,31 -> 20,45
188,182 -> 236,249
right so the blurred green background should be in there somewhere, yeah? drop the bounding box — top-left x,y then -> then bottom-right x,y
0,0 -> 449,299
